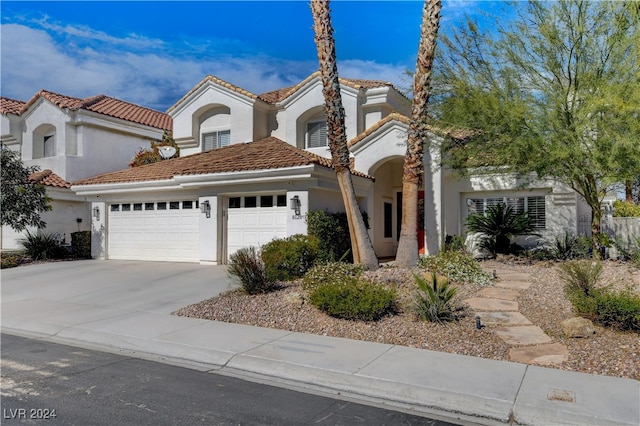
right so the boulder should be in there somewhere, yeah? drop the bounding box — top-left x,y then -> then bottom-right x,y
561,317 -> 595,338
283,292 -> 304,308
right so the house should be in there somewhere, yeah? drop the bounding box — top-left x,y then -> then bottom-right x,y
71,72 -> 590,264
0,91 -> 171,249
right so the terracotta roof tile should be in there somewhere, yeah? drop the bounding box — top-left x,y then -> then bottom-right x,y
0,97 -> 26,115
28,169 -> 71,189
167,75 -> 259,113
14,90 -> 171,131
73,137 -> 371,186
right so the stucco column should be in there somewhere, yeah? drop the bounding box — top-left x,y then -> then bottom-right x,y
287,191 -> 308,236
199,196 -> 218,264
90,201 -> 106,260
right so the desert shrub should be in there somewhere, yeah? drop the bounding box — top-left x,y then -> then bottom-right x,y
615,236 -> 640,268
301,262 -> 365,292
418,250 -> 492,286
443,234 -> 466,252
413,272 -> 463,322
227,247 -> 274,294
308,278 -> 396,321
261,234 -> 319,282
613,199 -> 640,217
1,253 -> 23,269
465,202 -> 539,256
19,230 -> 68,260
306,210 -> 369,263
558,260 -> 603,297
71,231 -> 92,259
568,287 -> 640,332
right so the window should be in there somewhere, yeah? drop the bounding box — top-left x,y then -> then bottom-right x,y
467,196 -> 546,229
133,203 -> 143,211
169,201 -> 180,210
276,195 -> 287,207
121,204 -> 131,212
182,201 -> 193,209
244,196 -> 257,208
260,196 -> 273,208
229,197 -> 241,209
157,202 -> 167,210
110,204 -> 120,212
145,203 -> 155,210
384,202 -> 393,238
307,121 -> 327,148
43,135 -> 55,157
202,130 -> 230,151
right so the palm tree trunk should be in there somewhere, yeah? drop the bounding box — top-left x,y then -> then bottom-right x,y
396,0 -> 442,266
311,0 -> 378,270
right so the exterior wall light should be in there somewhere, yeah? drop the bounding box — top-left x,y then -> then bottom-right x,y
92,206 -> 100,221
290,195 -> 301,218
200,200 -> 211,218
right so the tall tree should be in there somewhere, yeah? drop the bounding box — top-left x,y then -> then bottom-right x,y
1,144 -> 50,231
310,0 -> 378,270
433,0 -> 639,258
395,0 -> 442,266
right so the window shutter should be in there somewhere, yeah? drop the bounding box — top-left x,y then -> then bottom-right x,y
218,130 -> 230,148
527,196 -> 546,229
307,121 -> 327,148
203,133 -> 216,151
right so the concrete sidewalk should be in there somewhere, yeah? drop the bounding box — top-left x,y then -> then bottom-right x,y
2,261 -> 639,425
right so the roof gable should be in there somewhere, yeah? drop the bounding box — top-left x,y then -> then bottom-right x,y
167,75 -> 260,115
6,90 -> 171,131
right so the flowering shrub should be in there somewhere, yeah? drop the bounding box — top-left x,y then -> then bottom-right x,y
418,250 -> 491,286
301,262 -> 365,291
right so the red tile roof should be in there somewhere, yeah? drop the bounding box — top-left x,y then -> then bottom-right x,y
28,169 -> 71,189
167,75 -> 260,114
73,137 -> 372,186
0,97 -> 26,115
3,90 -> 171,131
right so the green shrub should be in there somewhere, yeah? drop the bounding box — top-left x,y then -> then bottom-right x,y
308,278 -> 396,321
19,230 -> 68,260
465,202 -> 539,256
613,199 -> 640,217
1,253 -> 23,269
306,210 -> 369,263
558,260 -> 603,297
301,262 -> 365,292
71,231 -> 92,259
413,272 -> 463,322
418,250 -> 492,286
227,247 -> 274,294
443,235 -> 466,252
261,234 -> 319,282
615,236 -> 640,268
568,288 -> 640,332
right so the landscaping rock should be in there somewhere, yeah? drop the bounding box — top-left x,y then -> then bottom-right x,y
283,292 -> 304,308
561,317 -> 595,338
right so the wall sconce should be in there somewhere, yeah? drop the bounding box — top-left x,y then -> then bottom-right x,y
92,206 -> 100,221
290,195 -> 301,217
200,200 -> 211,218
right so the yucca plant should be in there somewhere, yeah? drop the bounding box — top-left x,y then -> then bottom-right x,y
465,202 -> 539,256
412,272 -> 462,322
19,230 -> 67,260
559,260 -> 603,297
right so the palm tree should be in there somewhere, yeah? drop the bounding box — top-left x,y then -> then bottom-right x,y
310,0 -> 378,270
395,0 -> 442,266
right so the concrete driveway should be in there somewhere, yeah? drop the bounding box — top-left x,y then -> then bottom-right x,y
1,260 -> 234,336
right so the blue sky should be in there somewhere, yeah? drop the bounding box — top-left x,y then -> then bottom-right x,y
1,1 -> 512,112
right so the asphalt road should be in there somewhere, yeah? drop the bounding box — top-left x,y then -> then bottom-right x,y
1,334 -> 460,426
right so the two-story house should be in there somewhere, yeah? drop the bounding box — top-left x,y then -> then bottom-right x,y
0,91 -> 171,249
70,72 -> 589,264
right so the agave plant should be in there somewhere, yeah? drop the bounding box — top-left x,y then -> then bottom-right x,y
412,272 -> 462,322
465,202 -> 539,256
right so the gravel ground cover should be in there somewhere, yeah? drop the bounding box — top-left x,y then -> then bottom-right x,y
175,259 -> 640,380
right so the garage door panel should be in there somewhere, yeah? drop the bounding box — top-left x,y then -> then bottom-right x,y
227,197 -> 287,258
108,201 -> 199,262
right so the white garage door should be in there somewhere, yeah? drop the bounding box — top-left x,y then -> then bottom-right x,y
227,194 -> 288,258
108,200 -> 199,262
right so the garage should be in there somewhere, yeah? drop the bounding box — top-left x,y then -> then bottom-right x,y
226,194 -> 288,258
108,200 -> 199,262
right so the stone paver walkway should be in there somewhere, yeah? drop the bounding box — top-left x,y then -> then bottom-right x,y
464,268 -> 569,366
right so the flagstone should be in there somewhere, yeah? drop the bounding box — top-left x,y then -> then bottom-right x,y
509,343 -> 569,366
476,287 -> 520,301
464,298 -> 519,312
476,311 -> 532,326
494,280 -> 531,291
494,325 -> 552,345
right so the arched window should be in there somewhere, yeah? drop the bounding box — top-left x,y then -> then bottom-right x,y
33,124 -> 56,159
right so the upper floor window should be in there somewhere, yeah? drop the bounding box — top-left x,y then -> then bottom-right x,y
43,135 -> 55,157
202,130 -> 230,152
307,121 -> 327,148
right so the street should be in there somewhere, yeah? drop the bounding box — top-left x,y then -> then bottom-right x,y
1,334 -> 459,425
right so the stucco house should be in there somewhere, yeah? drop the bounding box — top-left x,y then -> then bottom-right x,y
70,73 -> 590,264
0,91 -> 171,249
